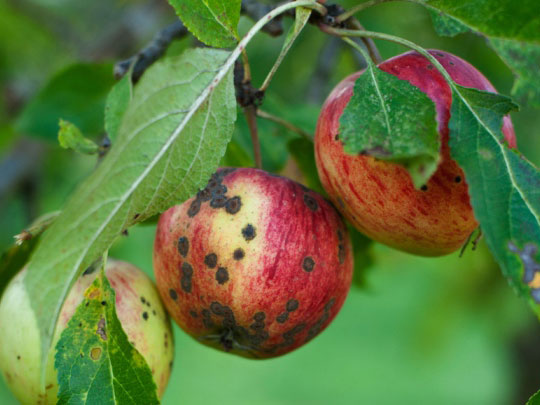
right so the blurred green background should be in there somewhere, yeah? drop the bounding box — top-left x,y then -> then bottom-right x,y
1,0 -> 539,404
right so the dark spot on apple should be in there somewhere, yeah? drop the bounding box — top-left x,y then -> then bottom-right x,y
427,64 -> 434,69
181,262 -> 193,293
181,277 -> 192,293
177,236 -> 189,257
204,253 -> 218,268
338,244 -> 346,264
455,176 -> 462,183
250,321 -> 265,330
303,194 -> 318,211
337,229 -> 344,241
182,262 -> 193,277
325,298 -> 336,312
276,312 -> 289,323
142,312 -> 149,320
101,301 -> 106,306
215,267 -> 229,284
253,312 -> 266,321
286,299 -> 299,312
242,224 -> 256,241
201,309 -> 210,318
140,296 -> 146,304
303,256 -> 315,272
334,134 -> 339,141
197,187 -> 212,202
152,310 -> 156,316
226,196 -> 242,214
449,61 -> 455,65
187,199 -> 201,217
189,310 -> 198,318
420,185 -> 428,191
210,195 -> 228,208
233,248 -> 245,260
210,301 -> 224,315
435,52 -> 444,57
169,289 -> 178,300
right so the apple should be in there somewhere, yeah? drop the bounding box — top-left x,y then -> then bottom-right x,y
0,259 -> 174,403
153,168 -> 353,358
315,49 -> 516,256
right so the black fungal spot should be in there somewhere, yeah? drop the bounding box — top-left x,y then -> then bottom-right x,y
169,289 -> 178,300
197,188 -> 212,202
140,297 -> 146,304
302,257 -> 315,272
276,312 -> 289,323
210,302 -> 224,315
436,52 -> 444,57
181,278 -> 192,293
250,321 -> 265,331
253,312 -> 266,322
455,176 -> 462,183
146,302 -> 151,307
215,267 -> 229,284
211,184 -> 227,196
334,134 -> 339,141
242,224 -> 256,241
303,194 -> 319,211
189,310 -> 198,318
142,312 -> 149,320
338,244 -> 346,264
152,310 -> 156,316
337,229 -> 344,242
101,301 -> 106,306
449,61 -> 455,66
177,236 -> 189,257
325,298 -> 336,312
182,262 -> 193,277
201,309 -> 210,318
187,199 -> 201,217
204,253 -> 218,268
210,195 -> 228,208
420,185 -> 428,191
286,299 -> 299,312
226,196 -> 242,214
233,248 -> 245,260
427,64 -> 434,70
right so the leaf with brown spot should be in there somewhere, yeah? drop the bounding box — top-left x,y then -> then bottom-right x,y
55,268 -> 159,404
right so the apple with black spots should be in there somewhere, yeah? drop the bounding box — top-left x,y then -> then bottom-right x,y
153,168 -> 353,358
315,49 -> 516,256
0,259 -> 174,403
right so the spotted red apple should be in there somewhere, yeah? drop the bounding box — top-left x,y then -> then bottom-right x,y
315,49 -> 516,256
153,168 -> 353,358
0,260 -> 174,404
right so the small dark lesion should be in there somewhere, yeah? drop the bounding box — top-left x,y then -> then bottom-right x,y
242,224 -> 257,241
420,185 -> 428,191
177,236 -> 189,257
233,248 -> 245,260
215,267 -> 229,284
302,256 -> 315,272
454,176 -> 462,183
204,253 -> 218,268
276,312 -> 289,323
303,194 -> 319,212
225,196 -> 242,214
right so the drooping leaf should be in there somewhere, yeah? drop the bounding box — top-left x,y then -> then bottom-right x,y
427,8 -> 470,37
105,74 -> 133,143
15,63 -> 115,141
55,268 -> 159,404
58,120 -> 99,155
424,0 -> 540,42
287,138 -> 324,195
0,211 -> 60,298
489,38 -> 540,107
24,47 -> 236,373
168,0 -> 241,48
339,61 -> 440,188
448,85 -> 540,314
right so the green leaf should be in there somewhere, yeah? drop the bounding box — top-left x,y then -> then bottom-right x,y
168,0 -> 241,48
0,211 -> 60,298
105,74 -> 133,143
24,47 -> 236,374
448,85 -> 540,314
339,61 -> 440,188
55,268 -> 159,404
427,8 -> 470,37
489,38 -> 540,108
424,0 -> 540,42
287,138 -> 325,195
58,119 -> 99,155
528,390 -> 540,405
15,63 -> 115,141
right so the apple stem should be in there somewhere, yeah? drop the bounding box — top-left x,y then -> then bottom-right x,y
244,106 -> 263,169
257,109 -> 313,141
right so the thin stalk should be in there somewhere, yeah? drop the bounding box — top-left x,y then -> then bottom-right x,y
244,106 -> 262,168
347,18 -> 382,64
257,109 -> 313,140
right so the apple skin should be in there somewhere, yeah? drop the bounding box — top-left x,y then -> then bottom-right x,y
315,50 -> 516,256
153,168 -> 353,358
0,259 -> 174,404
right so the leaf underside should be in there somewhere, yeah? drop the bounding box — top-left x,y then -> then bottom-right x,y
24,47 -> 236,373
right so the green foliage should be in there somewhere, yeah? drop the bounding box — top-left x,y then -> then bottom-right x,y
15,64 -> 115,141
287,138 -> 325,195
105,74 -> 133,143
528,390 -> 540,405
58,120 -> 99,155
168,0 -> 241,48
489,39 -> 540,107
448,85 -> 540,313
348,226 -> 374,288
424,0 -> 540,42
339,60 -> 440,188
23,47 -> 236,374
55,268 -> 159,404
424,0 -> 540,107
